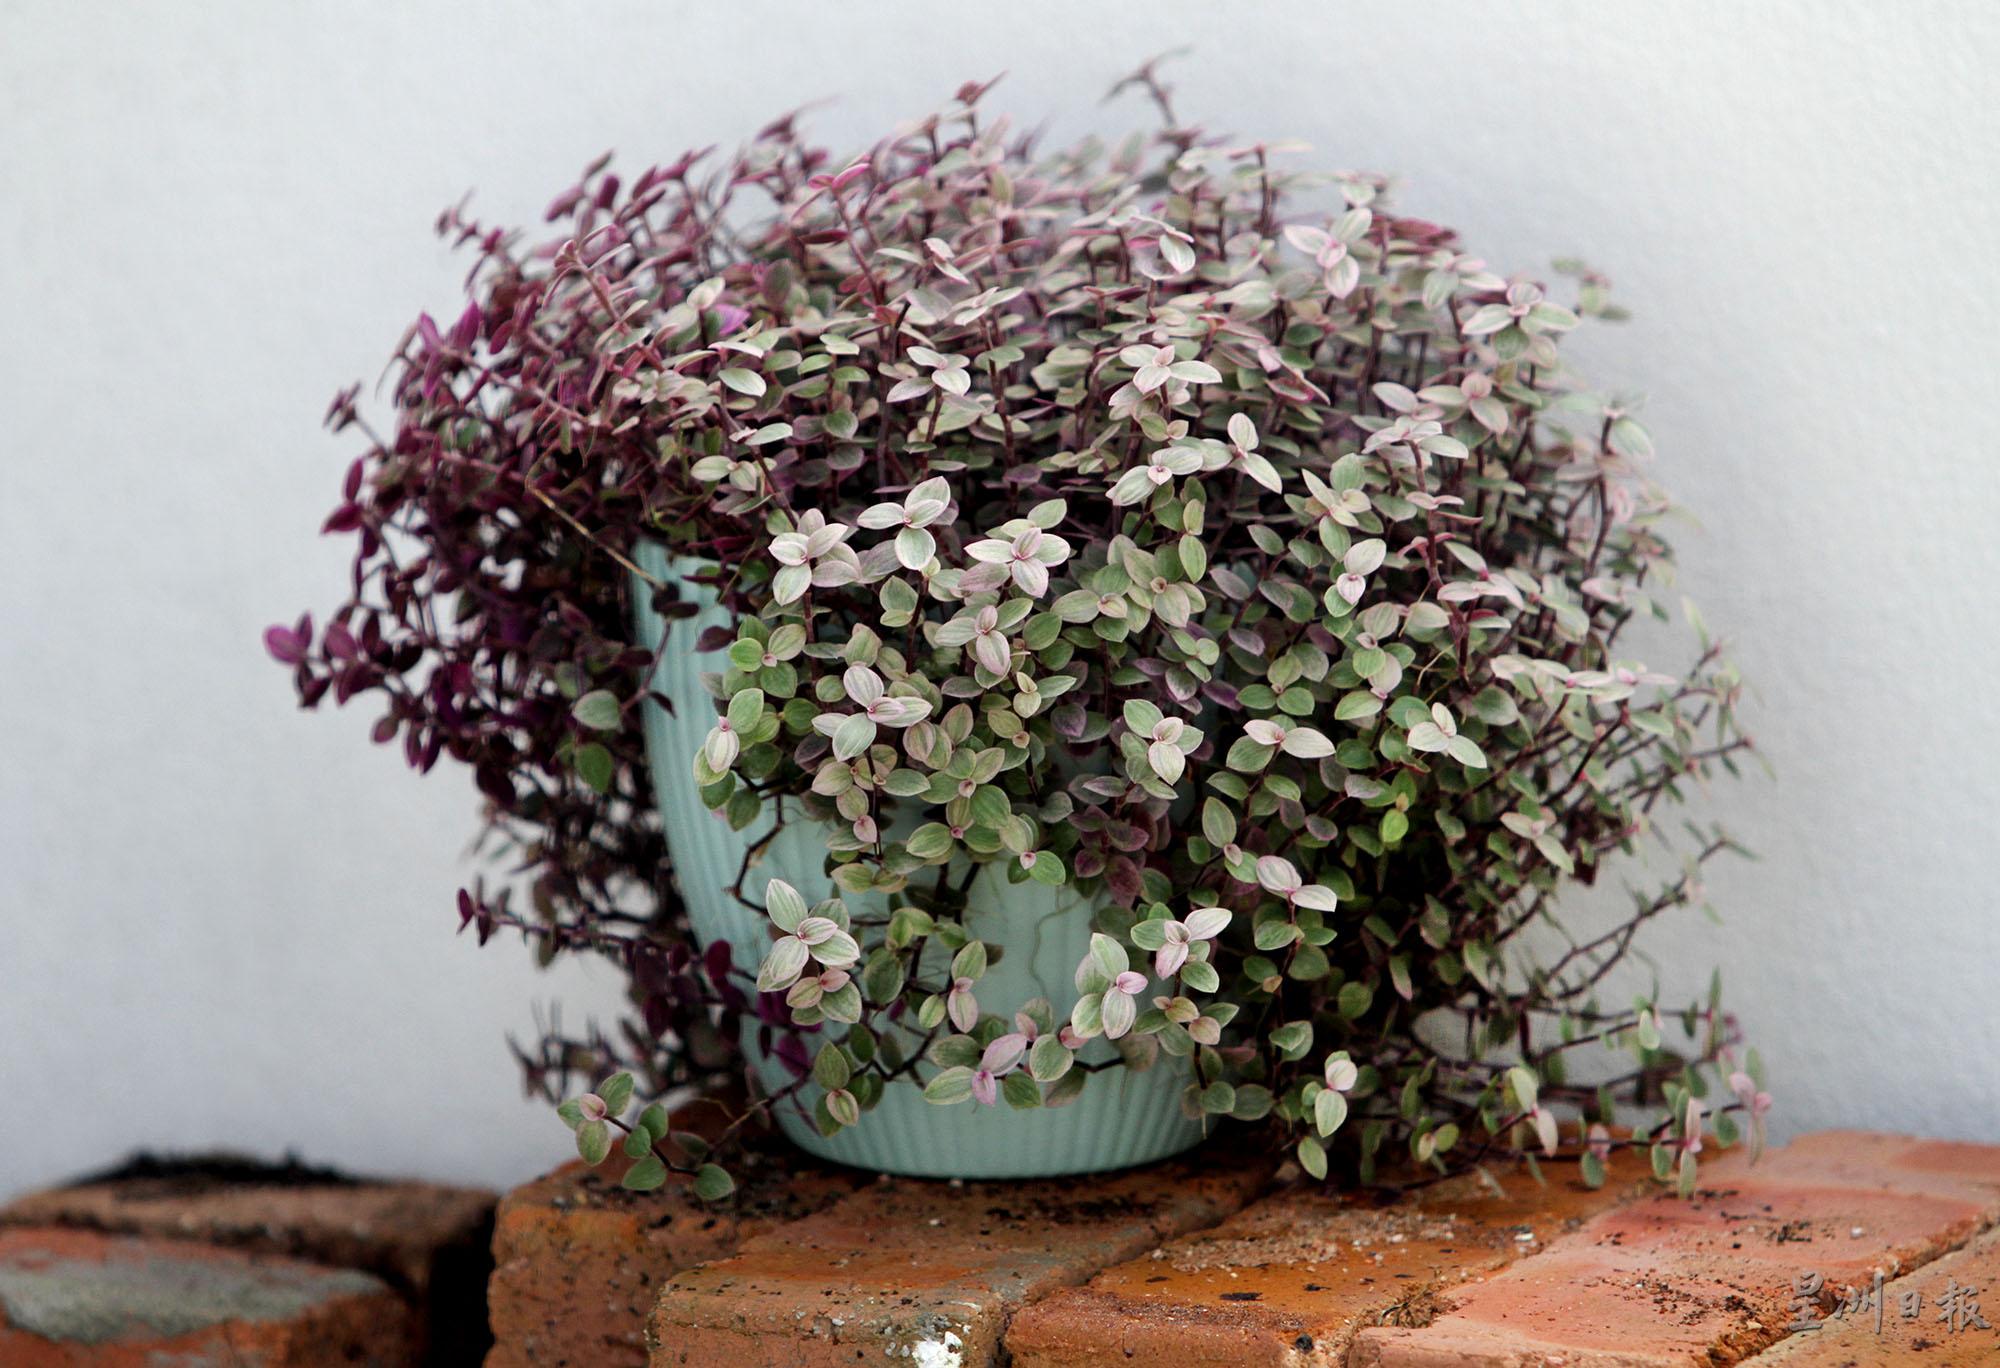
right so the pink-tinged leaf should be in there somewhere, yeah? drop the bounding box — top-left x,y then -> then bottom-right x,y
1255,855 -> 1301,895
1101,988 -> 1136,1039
895,526 -> 935,570
1532,1106 -> 1560,1157
842,664 -> 884,706
980,1032 -> 1028,1075
1244,719 -> 1287,746
1184,907 -> 1231,940
1406,722 -> 1449,752
756,937 -> 809,993
1280,727 -> 1334,759
1283,223 -> 1331,255
1344,539 -> 1387,575
831,713 -> 876,761
1372,382 -> 1419,412
1292,884 -> 1339,912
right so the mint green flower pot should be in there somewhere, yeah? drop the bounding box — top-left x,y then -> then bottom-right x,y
631,545 -> 1207,1178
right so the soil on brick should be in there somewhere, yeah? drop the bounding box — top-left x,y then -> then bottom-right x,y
69,1151 -> 361,1195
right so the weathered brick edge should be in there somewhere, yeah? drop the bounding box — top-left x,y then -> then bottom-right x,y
1005,1140 -> 1664,1366
0,1225 -> 420,1366
1352,1130 -> 2000,1367
484,1144 -> 866,1368
0,1167 -> 495,1366
632,1130 -> 2000,1368
647,1151 -> 1276,1366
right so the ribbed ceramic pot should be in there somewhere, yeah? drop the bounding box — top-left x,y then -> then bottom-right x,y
630,544 -> 1208,1178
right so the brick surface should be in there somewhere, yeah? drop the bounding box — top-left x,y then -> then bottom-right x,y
0,1225 -> 416,1366
1005,1147 -> 1657,1368
1742,1223 -> 2000,1366
1352,1132 -> 1995,1367
646,1152 -> 1275,1367
1,1165 -> 494,1363
486,1139 -> 866,1368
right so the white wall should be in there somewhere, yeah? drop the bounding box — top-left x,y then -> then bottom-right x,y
5,0 -> 1997,1200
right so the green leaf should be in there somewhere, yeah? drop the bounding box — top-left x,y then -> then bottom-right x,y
1254,920 -> 1300,951
1200,798 -> 1237,847
1121,698 -> 1164,736
622,1127 -> 653,1159
951,940 -> 988,981
1337,980 -> 1373,1019
620,1156 -> 669,1191
1026,850 -> 1066,885
692,1164 -> 735,1201
1230,1085 -> 1274,1121
831,713 -> 875,761
555,1099 -> 584,1131
1226,736 -> 1275,772
596,1072 -> 635,1116
1335,691 -> 1382,722
637,1103 -> 670,1142
571,690 -> 621,730
1268,1021 -> 1313,1058
969,785 -> 1011,829
1314,1088 -> 1348,1136
727,687 -> 765,732
1446,734 -> 1489,770
924,1066 -> 976,1105
1297,1135 -> 1328,1180
1579,1150 -> 1606,1189
1178,535 -> 1208,582
906,822 -> 955,861
575,1120 -> 611,1166
574,743 -> 614,794
812,1042 -> 851,1092
859,949 -> 905,1003
1029,1034 -> 1073,1082
1001,1071 -> 1043,1109
717,367 -> 766,397
1507,1065 -> 1538,1114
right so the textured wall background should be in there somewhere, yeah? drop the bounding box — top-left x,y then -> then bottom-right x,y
5,0 -> 1997,1198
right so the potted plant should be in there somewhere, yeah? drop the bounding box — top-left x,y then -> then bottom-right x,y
273,75 -> 1762,1194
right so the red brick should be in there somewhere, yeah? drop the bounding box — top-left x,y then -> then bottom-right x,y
1742,1223 -> 2000,1365
0,1166 -> 493,1362
1005,1147 -> 1657,1367
647,1152 -> 1274,1366
1352,1132 -> 1998,1367
485,1140 -> 866,1368
1754,1130 -> 2000,1211
0,1225 -> 415,1366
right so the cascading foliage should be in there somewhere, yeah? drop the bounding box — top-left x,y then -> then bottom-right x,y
275,72 -> 1765,1196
